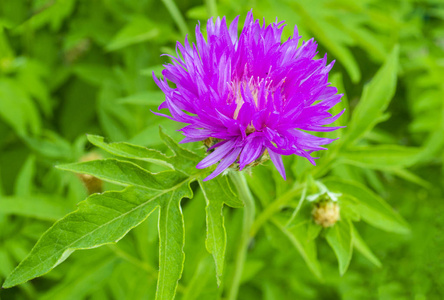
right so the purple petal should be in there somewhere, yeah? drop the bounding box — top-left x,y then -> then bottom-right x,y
268,149 -> 286,180
239,135 -> 264,170
203,146 -> 242,181
196,138 -> 238,169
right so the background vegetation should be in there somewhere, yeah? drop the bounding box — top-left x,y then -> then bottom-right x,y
0,0 -> 443,299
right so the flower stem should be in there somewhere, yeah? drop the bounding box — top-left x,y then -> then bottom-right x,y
227,171 -> 256,300
249,184 -> 304,238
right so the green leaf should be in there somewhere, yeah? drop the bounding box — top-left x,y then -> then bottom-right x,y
198,176 -> 242,285
106,17 -> 160,51
0,78 -> 41,136
339,145 -> 420,169
344,45 -> 399,144
161,0 -> 189,36
22,131 -> 73,160
271,219 -> 322,279
182,255 -> 216,300
329,73 -> 350,128
389,168 -> 431,188
5,132 -> 206,299
351,225 -> 382,268
87,127 -> 202,175
156,182 -> 193,300
39,254 -> 117,300
325,218 -> 353,275
87,135 -> 175,169
0,195 -> 72,221
323,178 -> 410,234
72,64 -> 115,87
117,91 -> 165,106
57,159 -> 186,190
0,248 -> 14,279
14,155 -> 36,196
96,82 -> 134,141
158,127 -> 203,174
291,2 -> 361,82
14,0 -> 75,32
2,187 -> 160,288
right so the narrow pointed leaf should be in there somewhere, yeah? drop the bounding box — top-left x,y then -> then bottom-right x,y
339,145 -> 420,169
351,225 -> 382,268
0,195 -> 71,221
389,168 -> 431,188
344,45 -> 399,144
323,178 -> 410,234
325,219 -> 353,275
271,219 -> 322,279
117,91 -> 165,106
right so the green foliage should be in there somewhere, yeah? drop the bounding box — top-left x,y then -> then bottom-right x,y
325,219 -> 353,276
1,0 -> 443,299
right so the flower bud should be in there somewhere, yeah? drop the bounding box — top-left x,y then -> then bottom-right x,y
77,152 -> 103,194
312,200 -> 340,228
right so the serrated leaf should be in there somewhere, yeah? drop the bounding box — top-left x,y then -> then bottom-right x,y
57,159 -> 186,190
344,45 -> 399,144
323,178 -> 410,234
351,225 -> 382,268
158,127 -> 202,173
339,145 -> 420,169
198,176 -> 242,285
156,182 -> 193,300
87,127 -> 203,175
5,132 -> 206,299
2,187 -> 160,288
87,135 -> 174,169
325,219 -> 353,275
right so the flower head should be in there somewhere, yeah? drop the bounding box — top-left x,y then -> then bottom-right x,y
154,11 -> 344,181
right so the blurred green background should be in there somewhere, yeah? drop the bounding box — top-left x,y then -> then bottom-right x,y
0,0 -> 443,299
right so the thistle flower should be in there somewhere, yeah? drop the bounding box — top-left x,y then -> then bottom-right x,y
154,11 -> 344,181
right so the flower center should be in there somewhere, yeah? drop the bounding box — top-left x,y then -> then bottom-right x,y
231,77 -> 268,120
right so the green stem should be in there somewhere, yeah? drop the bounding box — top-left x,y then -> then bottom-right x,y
285,184 -> 307,227
227,171 -> 255,300
249,184 -> 304,238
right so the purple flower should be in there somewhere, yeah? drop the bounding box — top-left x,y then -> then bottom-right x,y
153,11 -> 344,181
